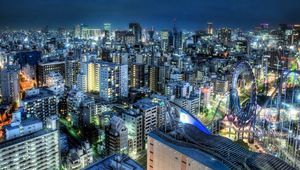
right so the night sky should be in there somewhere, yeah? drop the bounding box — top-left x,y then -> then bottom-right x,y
0,0 -> 300,30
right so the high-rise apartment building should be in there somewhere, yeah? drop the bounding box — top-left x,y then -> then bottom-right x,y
148,65 -> 159,92
0,116 -> 60,170
0,64 -> 20,104
122,110 -> 144,156
21,88 -> 59,125
130,63 -> 145,89
66,58 -> 80,88
77,61 -> 128,101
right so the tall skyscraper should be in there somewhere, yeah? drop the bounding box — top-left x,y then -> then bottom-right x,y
129,23 -> 142,43
130,63 -> 145,89
148,65 -> 159,92
103,23 -> 111,40
172,23 -> 183,50
160,30 -> 169,51
0,64 -> 20,104
207,22 -> 213,35
65,57 -> 80,88
218,28 -> 232,46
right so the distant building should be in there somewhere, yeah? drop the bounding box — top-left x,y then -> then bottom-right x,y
83,154 -> 144,170
103,23 -> 111,40
207,22 -> 213,35
129,23 -> 142,43
218,28 -> 232,46
160,30 -> 169,51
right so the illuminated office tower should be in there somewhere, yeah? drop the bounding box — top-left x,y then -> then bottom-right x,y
129,23 -> 142,43
0,64 -> 20,104
207,22 -> 213,35
218,28 -> 232,46
172,24 -> 183,50
105,116 -> 128,155
81,27 -> 101,40
75,24 -> 82,38
122,110 -> 144,157
65,58 -> 80,88
130,63 -> 145,89
0,116 -> 60,170
103,23 -> 111,39
148,65 -> 159,92
21,88 -> 59,125
37,61 -> 65,87
160,30 -> 169,51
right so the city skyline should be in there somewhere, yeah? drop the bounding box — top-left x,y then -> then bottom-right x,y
0,0 -> 300,30
0,1 -> 300,170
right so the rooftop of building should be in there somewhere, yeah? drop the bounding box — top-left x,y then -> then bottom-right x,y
38,60 -> 65,66
22,88 -> 56,101
148,131 -> 229,170
83,154 -> 144,170
0,128 -> 56,149
133,98 -> 157,110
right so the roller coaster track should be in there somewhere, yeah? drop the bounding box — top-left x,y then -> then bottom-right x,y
229,62 -> 257,127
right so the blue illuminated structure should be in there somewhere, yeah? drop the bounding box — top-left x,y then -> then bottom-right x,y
169,101 -> 211,135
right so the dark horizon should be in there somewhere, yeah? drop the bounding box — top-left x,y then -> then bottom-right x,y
0,0 -> 300,31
